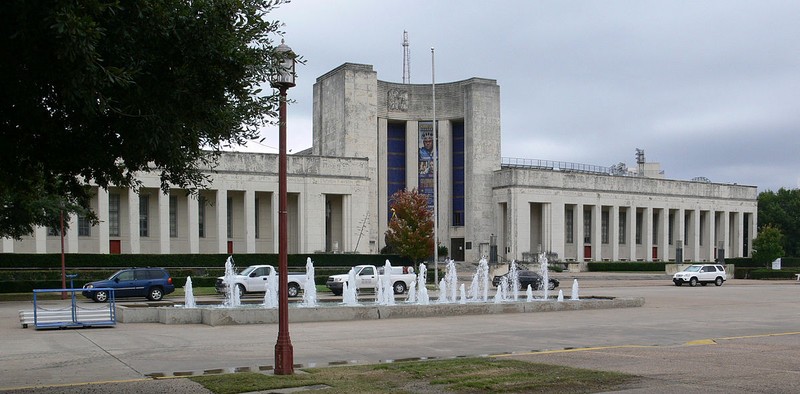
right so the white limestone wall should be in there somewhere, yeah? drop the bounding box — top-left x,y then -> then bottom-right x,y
494,168 -> 757,262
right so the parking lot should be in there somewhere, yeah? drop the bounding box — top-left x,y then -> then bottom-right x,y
1,273 -> 799,393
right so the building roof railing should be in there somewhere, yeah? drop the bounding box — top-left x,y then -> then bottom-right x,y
501,157 -> 625,176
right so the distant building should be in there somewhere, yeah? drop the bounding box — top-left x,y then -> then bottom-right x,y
2,63 -> 757,263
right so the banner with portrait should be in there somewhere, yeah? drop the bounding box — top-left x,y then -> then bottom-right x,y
418,121 -> 435,210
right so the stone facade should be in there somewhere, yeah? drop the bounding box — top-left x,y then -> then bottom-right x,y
2,62 -> 757,263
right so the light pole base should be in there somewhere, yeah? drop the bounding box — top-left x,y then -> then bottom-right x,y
274,338 -> 294,375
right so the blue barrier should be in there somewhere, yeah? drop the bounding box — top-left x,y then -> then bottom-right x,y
23,288 -> 117,329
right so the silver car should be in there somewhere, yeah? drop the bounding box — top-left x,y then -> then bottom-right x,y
673,264 -> 726,287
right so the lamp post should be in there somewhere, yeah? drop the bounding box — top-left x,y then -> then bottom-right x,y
271,39 -> 296,375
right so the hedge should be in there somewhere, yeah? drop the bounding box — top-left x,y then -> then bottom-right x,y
0,253 -> 412,269
587,262 -> 667,272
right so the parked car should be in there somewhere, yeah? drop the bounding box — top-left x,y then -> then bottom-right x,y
215,265 -> 307,297
672,264 -> 727,287
492,270 -> 559,291
326,265 -> 416,296
82,268 -> 175,302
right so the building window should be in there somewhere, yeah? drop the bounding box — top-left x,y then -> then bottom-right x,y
198,195 -> 206,238
169,195 -> 178,238
565,207 -> 574,244
683,215 -> 689,246
139,195 -> 149,237
78,214 -> 91,237
652,214 -> 658,243
387,122 -> 406,221
227,197 -> 233,238
451,121 -> 465,227
583,209 -> 591,244
635,211 -> 643,244
699,212 -> 705,246
601,210 -> 609,244
619,211 -> 626,245
109,193 -> 120,237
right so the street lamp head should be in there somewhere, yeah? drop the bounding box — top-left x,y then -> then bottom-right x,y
271,39 -> 296,89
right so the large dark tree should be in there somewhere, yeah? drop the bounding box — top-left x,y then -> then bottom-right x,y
0,0 -> 291,238
757,188 -> 800,257
384,189 -> 435,263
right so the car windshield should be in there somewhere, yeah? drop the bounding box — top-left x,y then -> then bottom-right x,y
107,270 -> 126,280
684,265 -> 702,272
239,266 -> 256,276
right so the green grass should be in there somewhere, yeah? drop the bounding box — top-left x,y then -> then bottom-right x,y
189,357 -> 639,394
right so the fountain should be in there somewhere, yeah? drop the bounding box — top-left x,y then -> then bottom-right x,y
416,263 -> 429,305
468,258 -> 490,302
184,276 -> 196,308
508,260 -> 520,301
538,253 -> 550,300
301,258 -> 318,307
130,256 -> 644,327
571,279 -> 580,300
342,268 -> 358,306
262,266 -> 278,308
222,256 -> 241,308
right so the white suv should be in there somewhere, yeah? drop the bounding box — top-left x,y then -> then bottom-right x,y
673,264 -> 727,287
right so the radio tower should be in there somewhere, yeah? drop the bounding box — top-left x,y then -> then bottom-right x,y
402,30 -> 411,84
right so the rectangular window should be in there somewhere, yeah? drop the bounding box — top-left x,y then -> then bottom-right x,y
169,195 -> 178,237
635,211 -> 643,245
78,214 -> 91,237
699,212 -> 705,246
565,207 -> 574,244
387,122 -> 407,221
684,215 -> 689,246
601,210 -> 609,244
227,197 -> 233,238
668,212 -> 674,245
139,195 -> 149,237
583,210 -> 591,244
451,121 -> 465,227
255,197 -> 260,239
652,214 -> 658,243
198,196 -> 206,238
619,211 -> 626,245
109,193 -> 120,237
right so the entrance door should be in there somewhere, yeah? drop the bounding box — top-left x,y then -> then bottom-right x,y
109,240 -> 121,254
450,238 -> 465,261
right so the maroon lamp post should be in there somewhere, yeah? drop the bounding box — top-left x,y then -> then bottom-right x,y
271,39 -> 296,375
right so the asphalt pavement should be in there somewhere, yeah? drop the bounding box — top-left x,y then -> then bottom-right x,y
1,272 -> 799,393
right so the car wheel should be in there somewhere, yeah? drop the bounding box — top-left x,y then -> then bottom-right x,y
93,290 -> 109,303
288,283 -> 300,297
715,277 -> 724,286
547,281 -> 556,291
675,281 -> 682,286
393,281 -> 407,294
147,287 -> 164,301
689,277 -> 698,287
331,290 -> 342,296
236,284 -> 246,296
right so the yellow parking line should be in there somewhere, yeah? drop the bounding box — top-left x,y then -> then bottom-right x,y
491,332 -> 800,358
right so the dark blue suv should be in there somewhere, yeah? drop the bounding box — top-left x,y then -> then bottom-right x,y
82,268 -> 175,302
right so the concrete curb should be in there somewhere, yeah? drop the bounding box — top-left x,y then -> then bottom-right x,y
116,296 -> 645,326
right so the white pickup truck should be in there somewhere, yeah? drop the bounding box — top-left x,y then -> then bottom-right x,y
326,264 -> 416,296
215,265 -> 307,297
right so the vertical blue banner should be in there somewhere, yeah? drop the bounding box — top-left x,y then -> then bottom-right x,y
418,121 -> 435,210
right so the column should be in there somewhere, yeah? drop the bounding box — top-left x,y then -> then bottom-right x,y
735,212 -> 744,258
708,210 -> 717,261
158,191 -> 170,254
97,188 -> 109,254
644,206 -> 653,262
550,200 -> 565,260
216,189 -> 228,253
65,213 -> 79,252
1,237 -> 12,253
658,208 -> 668,261
575,203 -> 584,261
592,205 -> 601,261
610,205 -> 619,261
127,190 -> 140,254
628,206 -> 636,260
187,195 -> 199,254
343,194 -> 353,253
749,210 -> 758,258
542,202 -> 553,254
692,209 -> 701,262
244,189 -> 256,253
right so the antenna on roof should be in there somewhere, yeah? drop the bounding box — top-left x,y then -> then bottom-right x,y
402,31 -> 411,84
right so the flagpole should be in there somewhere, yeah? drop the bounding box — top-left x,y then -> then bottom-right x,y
432,47 -> 439,285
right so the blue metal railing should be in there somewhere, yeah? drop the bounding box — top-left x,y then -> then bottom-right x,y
28,288 -> 116,329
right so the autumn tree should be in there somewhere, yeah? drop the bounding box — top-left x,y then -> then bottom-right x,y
384,189 -> 434,263
0,0 -> 291,238
751,225 -> 785,266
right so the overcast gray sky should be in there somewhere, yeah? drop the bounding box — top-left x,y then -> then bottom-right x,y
247,0 -> 799,192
